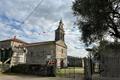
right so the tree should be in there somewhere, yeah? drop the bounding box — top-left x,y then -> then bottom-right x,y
72,0 -> 120,46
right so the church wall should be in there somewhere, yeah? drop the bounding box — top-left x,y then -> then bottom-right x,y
56,44 -> 67,68
26,44 -> 56,65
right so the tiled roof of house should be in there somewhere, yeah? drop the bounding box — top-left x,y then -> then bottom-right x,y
0,38 -> 28,44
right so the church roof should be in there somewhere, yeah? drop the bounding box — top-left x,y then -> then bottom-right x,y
0,38 -> 55,46
0,38 -> 28,44
26,41 -> 55,46
26,40 -> 67,48
0,38 -> 67,48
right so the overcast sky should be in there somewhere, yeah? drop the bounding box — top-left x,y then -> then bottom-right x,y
0,0 -> 88,57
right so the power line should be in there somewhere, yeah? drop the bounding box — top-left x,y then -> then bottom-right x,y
0,0 -> 44,38
22,0 -> 44,24
0,0 -> 44,27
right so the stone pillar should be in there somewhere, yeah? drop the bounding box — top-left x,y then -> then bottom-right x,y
84,58 -> 92,80
82,58 -> 85,68
56,58 -> 61,68
63,58 -> 67,67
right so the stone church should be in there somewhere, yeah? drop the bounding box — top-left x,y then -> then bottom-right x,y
0,20 -> 67,68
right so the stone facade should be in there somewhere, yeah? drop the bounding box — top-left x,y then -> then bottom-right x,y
26,42 -> 56,65
55,40 -> 67,67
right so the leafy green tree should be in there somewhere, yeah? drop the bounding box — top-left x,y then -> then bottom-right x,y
72,0 -> 120,46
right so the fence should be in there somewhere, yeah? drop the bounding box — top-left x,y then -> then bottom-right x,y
56,57 -> 84,80
100,56 -> 120,80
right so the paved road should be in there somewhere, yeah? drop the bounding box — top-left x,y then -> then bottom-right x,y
0,74 -> 83,80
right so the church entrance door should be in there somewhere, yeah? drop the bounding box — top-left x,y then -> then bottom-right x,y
60,59 -> 64,68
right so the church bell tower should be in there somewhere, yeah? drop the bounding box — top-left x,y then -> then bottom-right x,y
55,20 -> 65,41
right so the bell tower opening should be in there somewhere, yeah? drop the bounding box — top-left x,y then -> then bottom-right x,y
55,20 -> 65,41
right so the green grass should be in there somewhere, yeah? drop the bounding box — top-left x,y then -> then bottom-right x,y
56,67 -> 84,76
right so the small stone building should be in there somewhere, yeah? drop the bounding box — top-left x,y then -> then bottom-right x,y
0,20 -> 67,68
0,39 -> 28,66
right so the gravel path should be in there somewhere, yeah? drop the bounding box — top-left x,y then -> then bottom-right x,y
0,74 -> 83,80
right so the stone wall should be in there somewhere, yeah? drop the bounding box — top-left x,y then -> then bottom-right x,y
26,44 -> 56,65
11,47 -> 27,66
9,64 -> 56,76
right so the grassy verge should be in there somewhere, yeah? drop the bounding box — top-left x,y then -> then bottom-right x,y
56,67 -> 84,76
